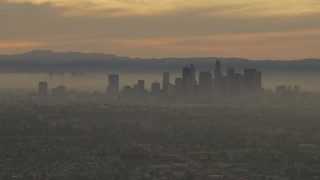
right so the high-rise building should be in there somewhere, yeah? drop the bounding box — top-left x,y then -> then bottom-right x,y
244,69 -> 262,92
225,69 -> 241,95
182,64 -> 196,93
137,80 -> 145,94
151,82 -> 161,95
199,71 -> 212,93
175,78 -> 183,93
214,60 -> 223,91
190,64 -> 196,81
163,72 -> 170,92
107,74 -> 120,96
183,66 -> 191,80
122,86 -> 132,95
52,85 -> 66,97
38,82 -> 48,96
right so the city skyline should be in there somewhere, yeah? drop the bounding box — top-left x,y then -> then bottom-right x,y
1,0 -> 320,59
39,61 -> 273,98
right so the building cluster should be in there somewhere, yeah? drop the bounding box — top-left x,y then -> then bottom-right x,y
38,82 -> 70,97
276,85 -> 301,102
106,61 -> 263,97
38,61 -> 306,103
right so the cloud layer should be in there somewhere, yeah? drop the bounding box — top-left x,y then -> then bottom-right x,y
4,0 -> 320,17
1,0 -> 320,59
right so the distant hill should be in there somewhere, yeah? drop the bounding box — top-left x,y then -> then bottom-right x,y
0,50 -> 320,73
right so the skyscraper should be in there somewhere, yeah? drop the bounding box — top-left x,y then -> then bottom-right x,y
182,64 -> 196,93
151,82 -> 161,95
183,66 -> 192,81
107,74 -> 120,96
175,78 -> 183,93
38,82 -> 48,96
163,72 -> 170,92
137,80 -> 145,94
190,64 -> 196,82
214,60 -> 223,91
199,71 -> 213,93
122,86 -> 132,95
225,69 -> 236,95
244,69 -> 262,92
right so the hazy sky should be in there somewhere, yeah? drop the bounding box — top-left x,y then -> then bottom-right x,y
1,0 -> 320,59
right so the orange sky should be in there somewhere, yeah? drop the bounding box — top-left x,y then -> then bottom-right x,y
1,0 -> 320,59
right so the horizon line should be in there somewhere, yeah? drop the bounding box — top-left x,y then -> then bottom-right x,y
1,49 -> 319,62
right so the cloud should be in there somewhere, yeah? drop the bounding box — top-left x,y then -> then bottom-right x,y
0,40 -> 43,51
3,0 -> 320,17
5,28 -> 317,60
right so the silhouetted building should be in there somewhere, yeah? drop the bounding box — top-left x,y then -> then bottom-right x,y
214,60 -> 223,91
52,85 -> 66,97
244,69 -> 262,92
199,71 -> 212,93
122,86 -> 132,95
107,74 -> 120,96
225,69 -> 242,96
276,85 -> 301,103
151,82 -> 161,95
165,84 -> 176,95
175,78 -> 183,93
190,64 -> 196,82
137,80 -> 145,95
182,64 -> 196,93
38,82 -> 48,96
163,72 -> 170,92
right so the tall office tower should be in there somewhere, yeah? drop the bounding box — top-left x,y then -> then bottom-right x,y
199,71 -> 213,93
225,69 -> 236,95
244,69 -> 262,92
182,64 -> 196,93
107,74 -> 120,96
137,80 -> 145,94
38,82 -> 48,96
151,82 -> 161,95
52,85 -> 66,97
175,78 -> 183,93
182,66 -> 192,80
122,86 -> 132,95
214,60 -> 223,91
163,72 -> 170,92
190,64 -> 196,81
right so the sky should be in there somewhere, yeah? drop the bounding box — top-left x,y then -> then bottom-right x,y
1,0 -> 320,60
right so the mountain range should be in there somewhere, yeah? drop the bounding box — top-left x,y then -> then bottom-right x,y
0,50 -> 319,73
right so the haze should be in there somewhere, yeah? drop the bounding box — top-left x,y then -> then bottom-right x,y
1,0 -> 320,59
